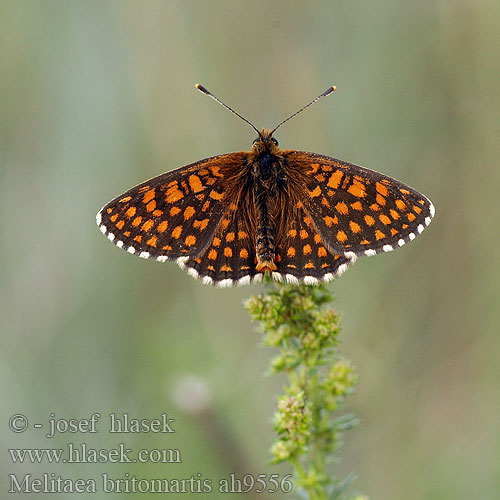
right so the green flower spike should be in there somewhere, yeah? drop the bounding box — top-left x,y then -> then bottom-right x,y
245,282 -> 368,500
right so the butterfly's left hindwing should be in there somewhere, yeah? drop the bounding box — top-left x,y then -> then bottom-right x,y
273,203 -> 352,283
283,151 -> 435,259
96,152 -> 249,260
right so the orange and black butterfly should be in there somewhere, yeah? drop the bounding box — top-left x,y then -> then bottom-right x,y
96,85 -> 435,287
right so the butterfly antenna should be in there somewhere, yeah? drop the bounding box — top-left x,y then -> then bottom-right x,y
270,86 -> 336,135
195,84 -> 261,137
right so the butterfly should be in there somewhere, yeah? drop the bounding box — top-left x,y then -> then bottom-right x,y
96,84 -> 435,287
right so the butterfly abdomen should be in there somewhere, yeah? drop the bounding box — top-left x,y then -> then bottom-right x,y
250,148 -> 286,272
254,182 -> 277,272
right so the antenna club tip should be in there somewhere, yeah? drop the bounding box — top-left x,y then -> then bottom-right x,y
195,83 -> 208,94
320,86 -> 336,98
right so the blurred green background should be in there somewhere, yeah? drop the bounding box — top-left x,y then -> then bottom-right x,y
2,1 -> 499,499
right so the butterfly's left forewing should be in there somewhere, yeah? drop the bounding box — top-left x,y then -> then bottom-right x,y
96,152 -> 249,261
283,151 -> 435,259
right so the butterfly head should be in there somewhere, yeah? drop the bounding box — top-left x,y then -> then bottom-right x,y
251,128 -> 280,155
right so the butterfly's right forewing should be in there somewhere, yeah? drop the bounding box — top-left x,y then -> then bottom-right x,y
97,153 -> 249,261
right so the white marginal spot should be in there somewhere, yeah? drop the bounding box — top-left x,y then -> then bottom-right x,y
116,240 -> 124,249
344,251 -> 356,260
139,251 -> 150,259
96,212 -> 102,225
409,233 -> 416,241
238,275 -> 251,286
127,246 -> 136,254
303,276 -> 319,285
382,244 -> 393,252
272,272 -> 284,282
417,224 -> 424,234
337,263 -> 348,275
187,267 -> 198,278
216,279 -> 233,288
430,203 -> 435,218
156,256 -> 168,262
398,239 -> 405,247
99,224 -> 107,234
322,272 -> 334,282
202,276 -> 213,285
176,257 -> 188,269
107,233 -> 115,242
252,274 -> 263,283
424,216 -> 431,226
364,249 -> 377,257
285,274 -> 299,284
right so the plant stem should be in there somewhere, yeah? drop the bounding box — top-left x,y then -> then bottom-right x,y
245,282 -> 367,500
